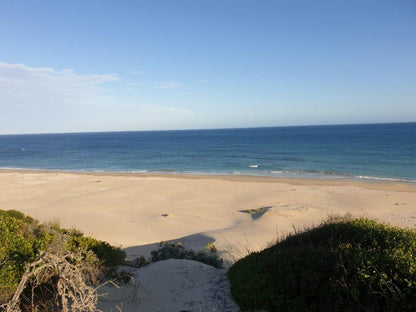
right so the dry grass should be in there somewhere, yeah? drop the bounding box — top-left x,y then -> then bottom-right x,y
2,251 -> 102,312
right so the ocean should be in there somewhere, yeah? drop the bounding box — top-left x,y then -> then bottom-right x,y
0,122 -> 415,183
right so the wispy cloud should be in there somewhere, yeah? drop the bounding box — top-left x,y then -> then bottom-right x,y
0,62 -> 197,134
152,80 -> 182,89
0,62 -> 120,108
128,82 -> 142,87
0,63 -> 119,85
131,70 -> 142,75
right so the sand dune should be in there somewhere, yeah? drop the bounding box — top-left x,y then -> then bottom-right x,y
97,259 -> 239,312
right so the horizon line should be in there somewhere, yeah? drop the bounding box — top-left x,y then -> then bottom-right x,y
1,121 -> 415,136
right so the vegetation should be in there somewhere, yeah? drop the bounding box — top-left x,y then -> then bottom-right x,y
228,216 -> 416,311
239,206 -> 273,220
0,209 -> 125,311
239,206 -> 271,214
150,241 -> 223,268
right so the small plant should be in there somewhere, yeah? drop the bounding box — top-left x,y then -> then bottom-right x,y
125,256 -> 150,268
239,206 -> 273,220
204,242 -> 217,253
114,271 -> 135,284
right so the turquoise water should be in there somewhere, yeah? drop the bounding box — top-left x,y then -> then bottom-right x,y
0,123 -> 415,182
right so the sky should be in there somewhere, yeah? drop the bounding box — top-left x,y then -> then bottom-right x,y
0,0 -> 415,134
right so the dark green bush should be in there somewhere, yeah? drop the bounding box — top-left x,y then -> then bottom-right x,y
228,217 -> 416,311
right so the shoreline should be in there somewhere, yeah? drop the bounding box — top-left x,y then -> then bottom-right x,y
1,169 -> 415,265
1,168 -> 415,191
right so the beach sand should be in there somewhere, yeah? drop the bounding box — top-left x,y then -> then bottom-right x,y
1,170 -> 415,311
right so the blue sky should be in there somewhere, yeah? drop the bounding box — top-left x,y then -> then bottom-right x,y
0,0 -> 415,134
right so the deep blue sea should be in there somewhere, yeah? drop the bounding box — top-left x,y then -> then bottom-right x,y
0,123 -> 415,183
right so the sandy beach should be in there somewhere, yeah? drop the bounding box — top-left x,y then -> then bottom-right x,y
1,170 -> 415,311
1,169 -> 415,262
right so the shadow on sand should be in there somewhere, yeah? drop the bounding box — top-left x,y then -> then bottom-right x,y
123,233 -> 216,260
239,206 -> 273,220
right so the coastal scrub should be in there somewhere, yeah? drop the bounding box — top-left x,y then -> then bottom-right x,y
228,216 -> 416,311
0,209 -> 125,310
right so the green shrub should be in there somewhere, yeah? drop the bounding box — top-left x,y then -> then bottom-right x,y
228,217 -> 416,311
0,211 -> 63,303
65,230 -> 125,267
0,212 -> 36,302
0,209 -> 126,305
0,209 -> 36,225
151,242 -> 223,268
